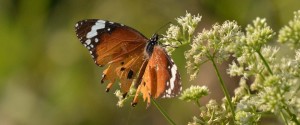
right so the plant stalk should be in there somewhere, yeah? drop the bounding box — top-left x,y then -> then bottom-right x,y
280,110 -> 288,125
195,100 -> 201,108
151,98 -> 176,125
210,58 -> 236,120
284,105 -> 300,125
256,50 -> 273,75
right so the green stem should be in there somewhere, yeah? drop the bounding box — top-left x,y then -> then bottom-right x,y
195,100 -> 201,108
284,106 -> 300,125
280,110 -> 288,125
210,58 -> 236,120
256,50 -> 273,75
151,98 -> 176,125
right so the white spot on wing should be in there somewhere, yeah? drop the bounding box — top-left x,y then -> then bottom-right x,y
86,31 -> 97,39
95,38 -> 99,43
167,88 -> 171,95
86,20 -> 106,38
170,64 -> 177,90
85,39 -> 91,45
155,64 -> 159,71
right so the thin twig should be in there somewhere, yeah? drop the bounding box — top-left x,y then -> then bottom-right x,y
210,57 -> 236,120
151,98 -> 176,125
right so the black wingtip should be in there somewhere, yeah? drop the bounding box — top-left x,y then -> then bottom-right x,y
101,74 -> 106,84
105,88 -> 110,92
122,93 -> 127,99
131,102 -> 137,107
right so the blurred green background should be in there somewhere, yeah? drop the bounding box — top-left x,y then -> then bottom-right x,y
0,0 -> 300,125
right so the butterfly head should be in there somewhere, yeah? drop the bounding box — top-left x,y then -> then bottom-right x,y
145,34 -> 159,57
150,33 -> 159,42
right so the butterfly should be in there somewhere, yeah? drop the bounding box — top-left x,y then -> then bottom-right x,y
75,19 -> 181,107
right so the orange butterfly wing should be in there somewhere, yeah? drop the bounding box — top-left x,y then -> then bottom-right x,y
132,46 -> 181,106
75,19 -> 147,95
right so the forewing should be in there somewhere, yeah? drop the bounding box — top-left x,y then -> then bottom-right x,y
75,19 -> 147,94
75,19 -> 147,66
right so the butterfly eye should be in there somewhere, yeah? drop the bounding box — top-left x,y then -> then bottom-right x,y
150,34 -> 159,41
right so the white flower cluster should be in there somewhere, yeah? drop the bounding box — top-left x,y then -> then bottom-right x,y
114,90 -> 125,107
235,111 -> 260,125
279,10 -> 300,49
180,10 -> 300,124
242,18 -> 275,50
179,85 -> 209,102
228,17 -> 300,124
176,12 -> 202,36
188,100 -> 232,125
185,21 -> 241,80
114,87 -> 136,107
161,11 -> 202,55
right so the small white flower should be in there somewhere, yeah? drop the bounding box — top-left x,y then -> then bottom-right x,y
235,111 -> 261,125
162,11 -> 201,55
228,61 -> 244,77
114,90 -> 125,107
278,10 -> 300,49
245,18 -> 275,50
164,24 -> 180,40
185,21 -> 241,80
180,85 -> 210,102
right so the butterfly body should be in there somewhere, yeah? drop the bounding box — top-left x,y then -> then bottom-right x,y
75,19 -> 181,106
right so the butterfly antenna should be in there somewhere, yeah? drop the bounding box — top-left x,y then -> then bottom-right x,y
154,22 -> 172,34
161,43 -> 178,48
